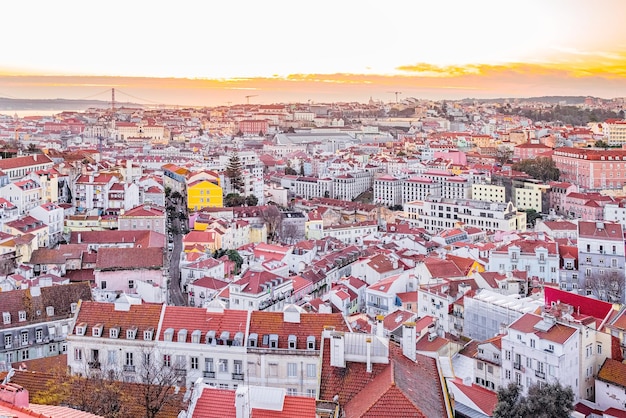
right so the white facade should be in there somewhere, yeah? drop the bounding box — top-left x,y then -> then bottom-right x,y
501,314 -> 580,400
29,203 -> 64,247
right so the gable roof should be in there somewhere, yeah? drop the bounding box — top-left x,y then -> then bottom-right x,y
158,306 -> 248,344
95,247 -> 163,270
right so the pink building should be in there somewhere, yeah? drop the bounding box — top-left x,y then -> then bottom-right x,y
513,141 -> 552,160
562,192 -> 614,220
553,147 -> 626,191
548,181 -> 578,215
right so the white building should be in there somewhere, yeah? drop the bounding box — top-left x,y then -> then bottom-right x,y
373,174 -> 403,206
501,313 -> 580,400
487,237 -> 560,284
29,203 -> 64,247
228,267 -> 293,311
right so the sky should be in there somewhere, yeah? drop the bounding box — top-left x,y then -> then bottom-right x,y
2,0 -> 626,106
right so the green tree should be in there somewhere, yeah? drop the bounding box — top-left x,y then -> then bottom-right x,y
226,249 -> 244,274
299,163 -> 305,176
493,382 -> 573,418
524,209 -> 542,227
226,152 -> 245,193
511,157 -> 560,182
245,194 -> 258,206
224,193 -> 245,207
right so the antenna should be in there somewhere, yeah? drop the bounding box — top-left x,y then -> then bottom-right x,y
245,95 -> 258,105
387,91 -> 402,103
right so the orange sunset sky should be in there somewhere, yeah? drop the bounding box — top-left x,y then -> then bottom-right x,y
2,0 -> 626,106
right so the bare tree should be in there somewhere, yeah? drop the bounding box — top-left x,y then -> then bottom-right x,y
136,347 -> 187,418
261,205 -> 282,243
585,271 -> 624,303
280,222 -> 300,244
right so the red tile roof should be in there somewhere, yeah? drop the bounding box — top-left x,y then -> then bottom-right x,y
509,313 -> 577,344
249,311 -> 349,350
95,247 -> 163,270
73,300 -> 163,339
597,358 -> 626,388
320,339 -> 448,417
158,306 -> 248,343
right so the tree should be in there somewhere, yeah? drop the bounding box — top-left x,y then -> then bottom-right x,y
524,209 -> 542,227
261,205 -> 282,243
585,270 -> 624,303
595,140 -> 610,149
170,191 -> 182,204
164,187 -> 171,198
245,194 -> 258,206
136,348 -> 187,418
511,157 -> 560,182
299,162 -> 305,176
226,249 -> 244,274
224,193 -> 245,207
285,166 -> 298,175
495,146 -> 513,165
493,382 -> 573,418
225,152 -> 245,194
280,222 -> 300,244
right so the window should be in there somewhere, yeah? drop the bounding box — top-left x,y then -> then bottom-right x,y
125,352 -> 134,366
269,363 -> 278,377
306,389 -> 317,398
110,328 -> 119,339
21,332 -> 28,346
107,350 -> 117,366
597,344 -> 603,355
288,335 -> 297,349
21,350 -> 29,361
477,362 -> 484,370
306,364 -> 316,378
35,329 -> 42,342
144,328 -> 154,341
128,280 -> 134,289
219,359 -> 228,373
233,360 -> 242,374
287,388 -> 297,396
205,358 -> 214,372
46,306 -> 54,316
505,350 -> 511,361
74,348 -> 83,361
287,363 -> 297,377
126,327 -> 137,340
3,312 -> 11,324
269,334 -> 278,348
18,311 -> 26,322
101,281 -> 107,289
190,357 -> 199,370
163,354 -> 171,367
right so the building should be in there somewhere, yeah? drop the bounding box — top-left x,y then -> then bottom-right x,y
187,179 -> 223,211
501,313 -> 580,400
407,198 -> 526,234
0,154 -> 54,181
228,267 -> 293,312
577,221 -> 626,302
513,182 -> 550,213
245,308 -> 349,398
488,237 -> 559,284
0,179 -> 42,215
29,203 -> 64,247
118,204 -> 167,235
471,183 -> 506,203
0,282 -> 92,368
601,118 -> 626,146
553,147 -> 626,191
373,174 -> 402,206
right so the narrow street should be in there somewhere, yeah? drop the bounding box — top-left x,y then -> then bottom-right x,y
167,196 -> 187,306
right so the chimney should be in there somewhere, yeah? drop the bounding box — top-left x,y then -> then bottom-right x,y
366,337 -> 372,373
402,322 -> 417,361
235,386 -> 250,418
330,332 -> 345,368
0,383 -> 29,408
33,154 -> 37,162
375,314 -> 385,338
77,233 -> 82,244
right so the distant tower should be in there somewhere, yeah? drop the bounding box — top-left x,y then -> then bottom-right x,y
111,88 -> 115,112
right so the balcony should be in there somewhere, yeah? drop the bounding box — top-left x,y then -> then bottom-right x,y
88,361 -> 101,370
513,362 -> 522,371
203,371 -> 216,379
232,372 -> 244,381
535,370 -> 545,379
367,301 -> 389,311
123,365 -> 135,372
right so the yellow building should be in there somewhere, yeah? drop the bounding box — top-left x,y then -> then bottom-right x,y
471,184 -> 506,203
187,179 -> 223,211
514,182 -> 550,212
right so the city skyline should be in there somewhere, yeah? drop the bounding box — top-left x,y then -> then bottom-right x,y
2,0 -> 626,106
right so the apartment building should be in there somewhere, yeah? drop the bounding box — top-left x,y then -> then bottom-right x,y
577,221 -> 626,302
118,204 -> 167,235
408,197 -> 526,234
553,147 -> 626,191
471,183 -> 506,203
501,313 -> 580,400
602,118 -> 626,146
488,237 -> 559,284
373,174 -> 402,206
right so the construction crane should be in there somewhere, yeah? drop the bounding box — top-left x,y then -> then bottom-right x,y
245,95 -> 258,105
387,91 -> 402,103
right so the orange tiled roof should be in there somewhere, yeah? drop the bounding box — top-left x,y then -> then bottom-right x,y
249,311 -> 349,350
597,358 -> 626,388
74,300 -> 163,339
158,306 -> 248,343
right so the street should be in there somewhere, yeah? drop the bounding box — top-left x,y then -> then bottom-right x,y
167,196 -> 187,306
